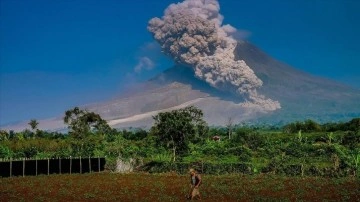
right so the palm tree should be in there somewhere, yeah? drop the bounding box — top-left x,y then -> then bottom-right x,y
28,119 -> 39,132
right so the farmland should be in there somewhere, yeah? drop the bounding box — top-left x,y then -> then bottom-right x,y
1,173 -> 359,201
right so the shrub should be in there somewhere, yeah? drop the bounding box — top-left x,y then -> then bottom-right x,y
0,145 -> 12,158
284,142 -> 307,158
226,146 -> 252,162
233,129 -> 265,150
137,161 -> 253,175
283,120 -> 322,133
104,156 -> 118,172
341,131 -> 360,149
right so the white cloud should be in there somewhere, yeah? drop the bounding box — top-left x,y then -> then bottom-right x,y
134,57 -> 155,73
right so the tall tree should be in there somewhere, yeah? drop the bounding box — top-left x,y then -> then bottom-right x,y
0,130 -> 10,141
226,117 -> 234,140
28,119 -> 39,131
28,119 -> 39,138
64,107 -> 111,139
151,106 -> 208,161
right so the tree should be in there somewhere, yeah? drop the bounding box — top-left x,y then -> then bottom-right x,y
345,118 -> 360,131
28,119 -> 39,132
0,130 -> 10,141
151,106 -> 208,162
63,107 -> 111,139
283,119 -> 321,133
226,117 -> 234,140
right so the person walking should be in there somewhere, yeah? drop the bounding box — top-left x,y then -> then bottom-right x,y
188,168 -> 202,200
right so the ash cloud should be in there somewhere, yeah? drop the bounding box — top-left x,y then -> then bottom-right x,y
148,0 -> 280,111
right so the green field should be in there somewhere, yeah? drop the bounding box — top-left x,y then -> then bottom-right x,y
1,173 -> 359,201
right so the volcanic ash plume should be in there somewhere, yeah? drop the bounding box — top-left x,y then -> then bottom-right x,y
148,0 -> 280,111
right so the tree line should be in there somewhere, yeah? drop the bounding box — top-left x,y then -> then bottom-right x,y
0,106 -> 359,176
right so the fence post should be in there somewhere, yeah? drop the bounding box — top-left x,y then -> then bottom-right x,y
23,158 -> 25,177
70,156 -> 72,174
301,164 -> 304,177
10,158 -> 12,177
47,158 -> 49,175
201,161 -> 204,174
89,157 -> 91,173
80,156 -> 82,174
98,157 -> 100,173
36,157 -> 38,176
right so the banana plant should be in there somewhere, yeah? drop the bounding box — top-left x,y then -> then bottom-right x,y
351,151 -> 360,176
297,130 -> 302,143
327,132 -> 334,145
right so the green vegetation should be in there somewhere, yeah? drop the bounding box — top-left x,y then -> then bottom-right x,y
1,107 -> 359,177
151,106 -> 208,161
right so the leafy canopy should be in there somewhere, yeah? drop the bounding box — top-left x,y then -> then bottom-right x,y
151,106 -> 208,161
64,107 -> 111,139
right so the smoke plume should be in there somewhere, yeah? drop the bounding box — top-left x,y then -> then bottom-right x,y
134,57 -> 155,73
148,0 -> 280,111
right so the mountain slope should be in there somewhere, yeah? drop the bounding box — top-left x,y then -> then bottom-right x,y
97,41 -> 360,127
234,41 -> 360,122
2,41 -> 360,131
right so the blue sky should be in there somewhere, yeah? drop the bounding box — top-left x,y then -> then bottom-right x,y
1,0 -> 359,125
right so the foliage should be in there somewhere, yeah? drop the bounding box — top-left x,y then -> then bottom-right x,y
150,106 -> 208,161
333,144 -> 360,176
283,119 -> 321,134
64,107 -> 111,139
28,119 -> 39,131
0,107 -> 359,177
0,130 -> 10,141
122,129 -> 148,141
233,127 -> 266,150
0,145 -> 13,158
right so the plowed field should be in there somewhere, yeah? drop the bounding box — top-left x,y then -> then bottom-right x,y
1,173 -> 359,201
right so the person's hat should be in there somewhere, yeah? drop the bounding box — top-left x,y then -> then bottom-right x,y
189,168 -> 195,173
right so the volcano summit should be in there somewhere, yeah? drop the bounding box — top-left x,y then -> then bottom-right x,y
2,40 -> 360,131
97,40 -> 360,129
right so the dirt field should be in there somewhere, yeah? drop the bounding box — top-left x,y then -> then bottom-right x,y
1,173 -> 359,201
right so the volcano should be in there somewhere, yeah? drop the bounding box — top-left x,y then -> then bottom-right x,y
89,40 -> 360,128
3,41 -> 360,131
